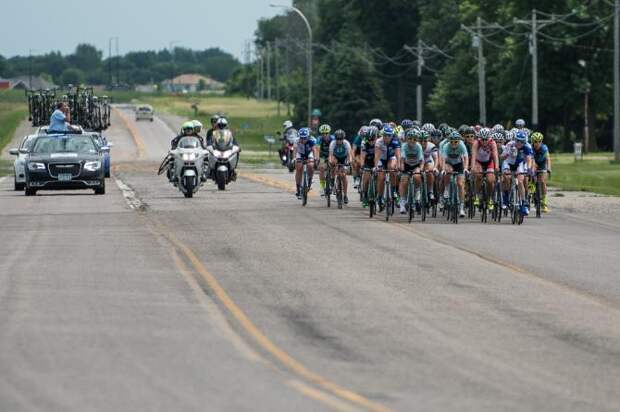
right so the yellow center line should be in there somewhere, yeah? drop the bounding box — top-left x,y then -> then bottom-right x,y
239,171 -> 319,198
157,225 -> 392,412
113,107 -> 146,159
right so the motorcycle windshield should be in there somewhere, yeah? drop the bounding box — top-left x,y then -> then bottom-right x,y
213,130 -> 234,151
178,136 -> 202,149
285,129 -> 299,144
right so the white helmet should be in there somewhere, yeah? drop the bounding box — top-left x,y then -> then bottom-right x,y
216,117 -> 229,129
192,120 -> 203,132
282,120 -> 293,130
515,118 -> 526,128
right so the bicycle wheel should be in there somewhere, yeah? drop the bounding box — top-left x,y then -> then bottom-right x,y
408,180 -> 414,223
385,180 -> 391,222
480,177 -> 487,223
535,177 -> 542,218
336,174 -> 343,209
302,166 -> 308,207
368,175 -> 375,218
325,168 -> 331,208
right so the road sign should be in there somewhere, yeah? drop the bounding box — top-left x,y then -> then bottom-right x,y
574,142 -> 583,161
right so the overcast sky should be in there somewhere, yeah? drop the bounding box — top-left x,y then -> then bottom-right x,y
0,0 -> 291,60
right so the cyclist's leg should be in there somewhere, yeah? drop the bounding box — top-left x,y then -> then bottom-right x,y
398,168 -> 409,203
340,162 -> 348,195
473,162 -> 483,205
388,158 -> 398,196
295,157 -> 303,195
319,159 -> 326,191
376,162 -> 386,203
306,154 -> 315,187
425,162 -> 435,199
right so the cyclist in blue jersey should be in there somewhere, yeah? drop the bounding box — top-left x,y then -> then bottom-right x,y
501,131 -> 533,215
294,127 -> 318,199
374,125 -> 401,208
530,131 -> 551,213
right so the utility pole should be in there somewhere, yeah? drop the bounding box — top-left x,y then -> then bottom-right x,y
28,49 -> 35,90
615,0 -> 620,161
266,42 -> 272,100
259,48 -> 264,100
115,37 -> 120,87
275,39 -> 281,115
108,38 -> 114,86
285,37 -> 291,116
515,10 -> 555,129
255,47 -> 260,99
476,17 -> 487,125
416,39 -> 423,123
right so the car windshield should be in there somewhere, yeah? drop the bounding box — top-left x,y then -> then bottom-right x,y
138,106 -> 152,112
31,135 -> 98,154
20,136 -> 37,150
178,136 -> 202,149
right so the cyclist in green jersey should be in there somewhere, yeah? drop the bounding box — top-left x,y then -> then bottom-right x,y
317,124 -> 335,196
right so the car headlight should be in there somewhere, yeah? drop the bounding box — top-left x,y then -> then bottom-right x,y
84,161 -> 101,171
27,162 -> 46,171
182,153 -> 197,161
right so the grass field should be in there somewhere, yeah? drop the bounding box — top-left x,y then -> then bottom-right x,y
552,152 -> 620,196
134,95 -> 288,152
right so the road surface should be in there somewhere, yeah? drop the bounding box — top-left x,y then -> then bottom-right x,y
1,109 -> 619,412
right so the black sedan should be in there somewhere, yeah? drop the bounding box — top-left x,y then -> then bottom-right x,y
24,132 -> 106,196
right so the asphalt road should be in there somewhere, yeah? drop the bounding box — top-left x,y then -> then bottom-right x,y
1,111 -> 619,412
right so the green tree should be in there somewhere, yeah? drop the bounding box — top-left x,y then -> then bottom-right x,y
60,68 -> 85,85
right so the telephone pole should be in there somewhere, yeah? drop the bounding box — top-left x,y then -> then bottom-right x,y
476,17 -> 487,125
515,10 -> 555,129
416,39 -> 423,123
614,0 -> 620,161
275,39 -> 281,115
266,42 -> 272,100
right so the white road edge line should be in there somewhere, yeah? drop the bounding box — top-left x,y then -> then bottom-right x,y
114,176 -> 145,210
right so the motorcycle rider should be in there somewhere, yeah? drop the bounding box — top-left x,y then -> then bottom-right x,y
278,120 -> 296,165
209,117 -> 240,181
206,114 -> 219,147
168,121 -> 197,182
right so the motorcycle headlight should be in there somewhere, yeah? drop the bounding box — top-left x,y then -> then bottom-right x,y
27,162 -> 46,171
84,161 -> 101,171
182,153 -> 197,161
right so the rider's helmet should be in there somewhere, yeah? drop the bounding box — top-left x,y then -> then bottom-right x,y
438,123 -> 449,133
492,123 -> 504,133
422,123 -> 436,133
216,117 -> 229,129
419,130 -> 430,141
369,118 -> 383,130
479,127 -> 492,140
182,121 -> 195,135
515,130 -> 528,143
192,120 -> 203,134
381,125 -> 394,137
449,130 -> 462,142
492,132 -> 504,143
401,119 -> 414,130
515,118 -> 526,128
282,120 -> 293,130
334,129 -> 346,140
319,124 -> 331,134
457,124 -> 469,135
210,114 -> 220,126
412,120 -> 421,128
367,126 -> 379,139
358,125 -> 370,137
504,130 -> 515,142
531,132 -> 544,143
405,128 -> 418,140
430,129 -> 442,142
299,127 -> 310,140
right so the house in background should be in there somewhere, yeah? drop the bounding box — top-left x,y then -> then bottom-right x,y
161,74 -> 224,93
2,76 -> 57,90
0,79 -> 10,90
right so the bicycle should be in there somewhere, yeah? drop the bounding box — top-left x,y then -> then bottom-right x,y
466,171 -> 476,220
508,171 -> 525,225
300,160 -> 310,207
491,171 -> 503,223
364,167 -> 377,218
324,161 -> 333,208
446,171 -> 460,224
334,163 -> 347,209
381,168 -> 397,222
532,169 -> 547,218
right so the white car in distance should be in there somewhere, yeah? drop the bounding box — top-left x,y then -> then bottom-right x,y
9,134 -> 38,191
135,105 -> 154,122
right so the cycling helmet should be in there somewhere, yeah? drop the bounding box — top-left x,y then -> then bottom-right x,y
381,125 -> 394,137
492,132 -> 504,142
334,129 -> 346,139
367,126 -> 379,139
192,120 -> 203,133
515,118 -> 526,128
430,129 -> 442,141
449,130 -> 461,141
283,120 -> 293,129
369,118 -> 383,129
358,125 -> 369,137
210,114 -> 220,125
531,132 -> 544,143
438,123 -> 449,132
405,128 -> 418,139
479,127 -> 492,140
319,124 -> 331,134
401,119 -> 414,130
515,131 -> 527,142
299,127 -> 310,139
492,123 -> 504,133
216,117 -> 228,129
505,130 -> 515,141
422,123 -> 436,133
457,124 -> 469,135
419,130 -> 429,141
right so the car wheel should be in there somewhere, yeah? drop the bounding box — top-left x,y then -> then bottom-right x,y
150,118 -> 154,122
94,180 -> 106,195
25,186 -> 36,196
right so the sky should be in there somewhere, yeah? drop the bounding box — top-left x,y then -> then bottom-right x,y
0,0 -> 291,61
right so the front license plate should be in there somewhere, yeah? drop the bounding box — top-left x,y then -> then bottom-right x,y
58,173 -> 72,181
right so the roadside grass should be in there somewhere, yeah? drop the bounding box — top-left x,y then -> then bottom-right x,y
137,95 -> 287,152
0,92 -> 28,152
552,152 -> 620,196
0,159 -> 11,177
